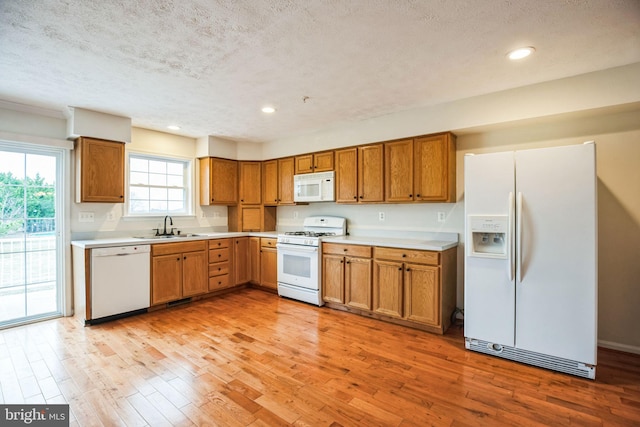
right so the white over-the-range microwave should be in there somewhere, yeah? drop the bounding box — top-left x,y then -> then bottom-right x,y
293,171 -> 335,202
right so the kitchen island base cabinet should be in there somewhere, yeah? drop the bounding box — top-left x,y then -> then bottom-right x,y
324,244 -> 456,335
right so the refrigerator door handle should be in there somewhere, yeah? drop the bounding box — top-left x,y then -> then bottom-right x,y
508,192 -> 514,282
516,192 -> 523,283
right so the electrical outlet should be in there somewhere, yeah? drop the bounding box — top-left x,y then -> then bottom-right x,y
213,211 -> 220,219
200,210 -> 206,218
378,212 -> 385,221
437,212 -> 446,223
293,211 -> 299,219
106,212 -> 115,221
78,212 -> 94,223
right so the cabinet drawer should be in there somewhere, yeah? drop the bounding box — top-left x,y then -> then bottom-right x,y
323,243 -> 372,258
261,238 -> 277,248
209,247 -> 230,263
152,240 -> 206,256
209,274 -> 230,291
373,247 -> 439,265
208,238 -> 231,249
209,262 -> 230,277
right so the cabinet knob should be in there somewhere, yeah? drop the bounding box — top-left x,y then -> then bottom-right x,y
398,267 -> 402,271
218,254 -> 221,258
119,195 -> 123,198
309,166 -> 313,169
359,195 -> 363,199
402,254 -> 406,258
406,268 -> 411,272
176,258 -> 180,261
241,199 -> 244,202
183,256 -> 187,260
409,194 -> 412,198
346,261 -> 350,264
416,194 -> 421,197
353,196 -> 357,199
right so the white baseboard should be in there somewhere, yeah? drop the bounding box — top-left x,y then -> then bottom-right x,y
598,340 -> 640,355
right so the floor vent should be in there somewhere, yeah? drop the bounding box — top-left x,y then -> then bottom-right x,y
465,338 -> 596,379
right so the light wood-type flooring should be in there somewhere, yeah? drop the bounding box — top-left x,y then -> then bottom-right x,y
1,288 -> 639,426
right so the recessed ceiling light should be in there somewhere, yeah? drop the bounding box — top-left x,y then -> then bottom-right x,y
261,106 -> 276,113
507,46 -> 535,60
167,125 -> 181,130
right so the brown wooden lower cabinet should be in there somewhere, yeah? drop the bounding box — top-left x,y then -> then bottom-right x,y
322,243 -> 373,309
259,238 -> 277,290
149,236 -> 456,335
323,243 -> 456,334
208,238 -> 233,291
151,241 -> 208,305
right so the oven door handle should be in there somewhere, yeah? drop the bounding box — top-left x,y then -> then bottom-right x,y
276,243 -> 319,253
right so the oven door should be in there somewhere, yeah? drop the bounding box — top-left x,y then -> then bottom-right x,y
276,243 -> 320,290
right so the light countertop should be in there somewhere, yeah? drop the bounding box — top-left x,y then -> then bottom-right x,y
72,231 -> 457,251
323,236 -> 458,251
71,231 -> 279,249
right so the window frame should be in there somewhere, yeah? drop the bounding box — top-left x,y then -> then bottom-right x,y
125,151 -> 194,218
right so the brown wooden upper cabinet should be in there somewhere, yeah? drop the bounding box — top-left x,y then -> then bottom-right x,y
384,138 -> 414,202
75,137 -> 125,203
262,157 -> 295,205
238,161 -> 262,204
335,144 -> 384,203
384,132 -> 456,203
358,144 -> 384,203
294,151 -> 334,174
414,132 -> 456,202
199,157 -> 238,205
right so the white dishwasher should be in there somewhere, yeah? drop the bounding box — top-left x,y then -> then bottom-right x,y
91,245 -> 150,323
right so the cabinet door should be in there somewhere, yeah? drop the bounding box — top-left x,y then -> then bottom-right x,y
335,147 -> 358,203
249,237 -> 261,284
323,255 -> 345,304
241,206 -> 262,231
373,260 -> 403,318
404,263 -> 440,326
345,257 -> 372,310
278,157 -> 295,205
234,237 -> 250,284
414,133 -> 455,202
358,144 -> 384,202
239,161 -> 262,204
314,151 -> 334,172
182,250 -> 208,297
77,137 -> 125,203
295,154 -> 314,174
212,158 -> 238,204
260,248 -> 278,290
262,160 -> 279,206
152,254 -> 182,305
385,139 -> 414,202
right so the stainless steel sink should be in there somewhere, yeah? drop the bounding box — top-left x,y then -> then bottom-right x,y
132,233 -> 202,239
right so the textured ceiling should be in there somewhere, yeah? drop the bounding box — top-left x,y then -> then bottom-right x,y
1,0 -> 639,143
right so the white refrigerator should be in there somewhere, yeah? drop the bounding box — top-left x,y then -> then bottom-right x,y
464,142 -> 597,379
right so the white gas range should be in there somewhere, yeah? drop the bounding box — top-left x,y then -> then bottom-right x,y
276,216 -> 347,306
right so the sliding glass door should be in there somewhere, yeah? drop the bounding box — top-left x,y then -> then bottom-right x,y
0,143 -> 63,327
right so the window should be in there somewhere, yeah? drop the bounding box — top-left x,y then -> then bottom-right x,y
127,153 -> 192,216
